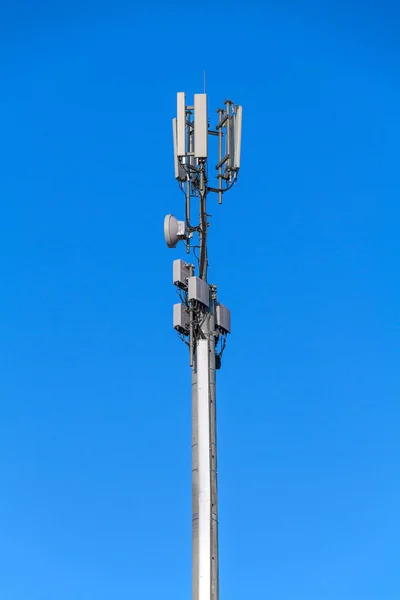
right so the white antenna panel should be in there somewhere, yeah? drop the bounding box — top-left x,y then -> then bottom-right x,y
177,92 -> 186,157
194,94 -> 208,159
172,118 -> 179,178
229,115 -> 235,169
172,118 -> 186,181
233,105 -> 242,169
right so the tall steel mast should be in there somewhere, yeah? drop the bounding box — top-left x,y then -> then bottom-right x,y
164,92 -> 243,600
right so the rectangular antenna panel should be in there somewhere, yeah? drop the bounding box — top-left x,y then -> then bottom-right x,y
173,259 -> 190,290
173,303 -> 190,334
233,106 -> 243,169
188,276 -> 209,307
229,115 -> 235,169
172,118 -> 186,181
177,92 -> 186,157
216,303 -> 231,334
194,94 -> 208,159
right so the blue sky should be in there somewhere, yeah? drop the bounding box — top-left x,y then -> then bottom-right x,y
1,1 -> 400,598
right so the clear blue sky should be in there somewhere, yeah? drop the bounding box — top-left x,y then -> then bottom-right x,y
1,2 -> 400,599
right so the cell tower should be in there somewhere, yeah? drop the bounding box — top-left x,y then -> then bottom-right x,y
164,92 -> 243,600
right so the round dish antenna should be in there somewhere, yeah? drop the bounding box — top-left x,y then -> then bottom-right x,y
164,214 -> 187,248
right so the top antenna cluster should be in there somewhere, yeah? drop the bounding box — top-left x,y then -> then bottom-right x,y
165,91 -> 243,280
173,93 -> 242,198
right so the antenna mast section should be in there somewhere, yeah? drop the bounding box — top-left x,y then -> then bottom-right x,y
164,91 -> 243,600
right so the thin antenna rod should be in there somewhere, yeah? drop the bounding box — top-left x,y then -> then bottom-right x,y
204,70 -> 206,94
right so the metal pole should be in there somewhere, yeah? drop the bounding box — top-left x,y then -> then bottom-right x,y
192,359 -> 199,600
192,306 -> 218,600
209,297 -> 219,600
192,163 -> 219,599
199,165 -> 207,282
195,335 -> 211,600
